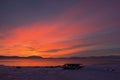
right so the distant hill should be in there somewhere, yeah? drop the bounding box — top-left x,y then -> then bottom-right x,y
68,55 -> 120,59
28,56 -> 43,58
0,55 -> 120,59
0,55 -> 43,59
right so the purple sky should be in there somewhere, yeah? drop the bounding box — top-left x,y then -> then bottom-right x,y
0,0 -> 120,57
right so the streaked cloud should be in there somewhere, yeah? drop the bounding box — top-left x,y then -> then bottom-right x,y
64,46 -> 120,57
0,0 -> 120,57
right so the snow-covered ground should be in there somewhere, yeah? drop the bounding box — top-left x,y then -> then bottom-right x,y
0,63 -> 120,80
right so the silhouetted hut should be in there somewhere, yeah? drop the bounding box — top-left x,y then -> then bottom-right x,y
62,64 -> 83,70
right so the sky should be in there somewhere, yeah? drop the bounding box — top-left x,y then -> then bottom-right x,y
0,0 -> 120,58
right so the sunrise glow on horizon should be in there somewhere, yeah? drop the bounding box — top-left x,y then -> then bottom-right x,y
0,0 -> 120,58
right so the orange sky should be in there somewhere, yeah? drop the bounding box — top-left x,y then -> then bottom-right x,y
0,0 -> 120,58
0,20 -> 96,57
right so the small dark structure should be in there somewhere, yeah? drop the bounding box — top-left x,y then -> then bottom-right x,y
16,66 -> 22,69
62,64 -> 83,70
